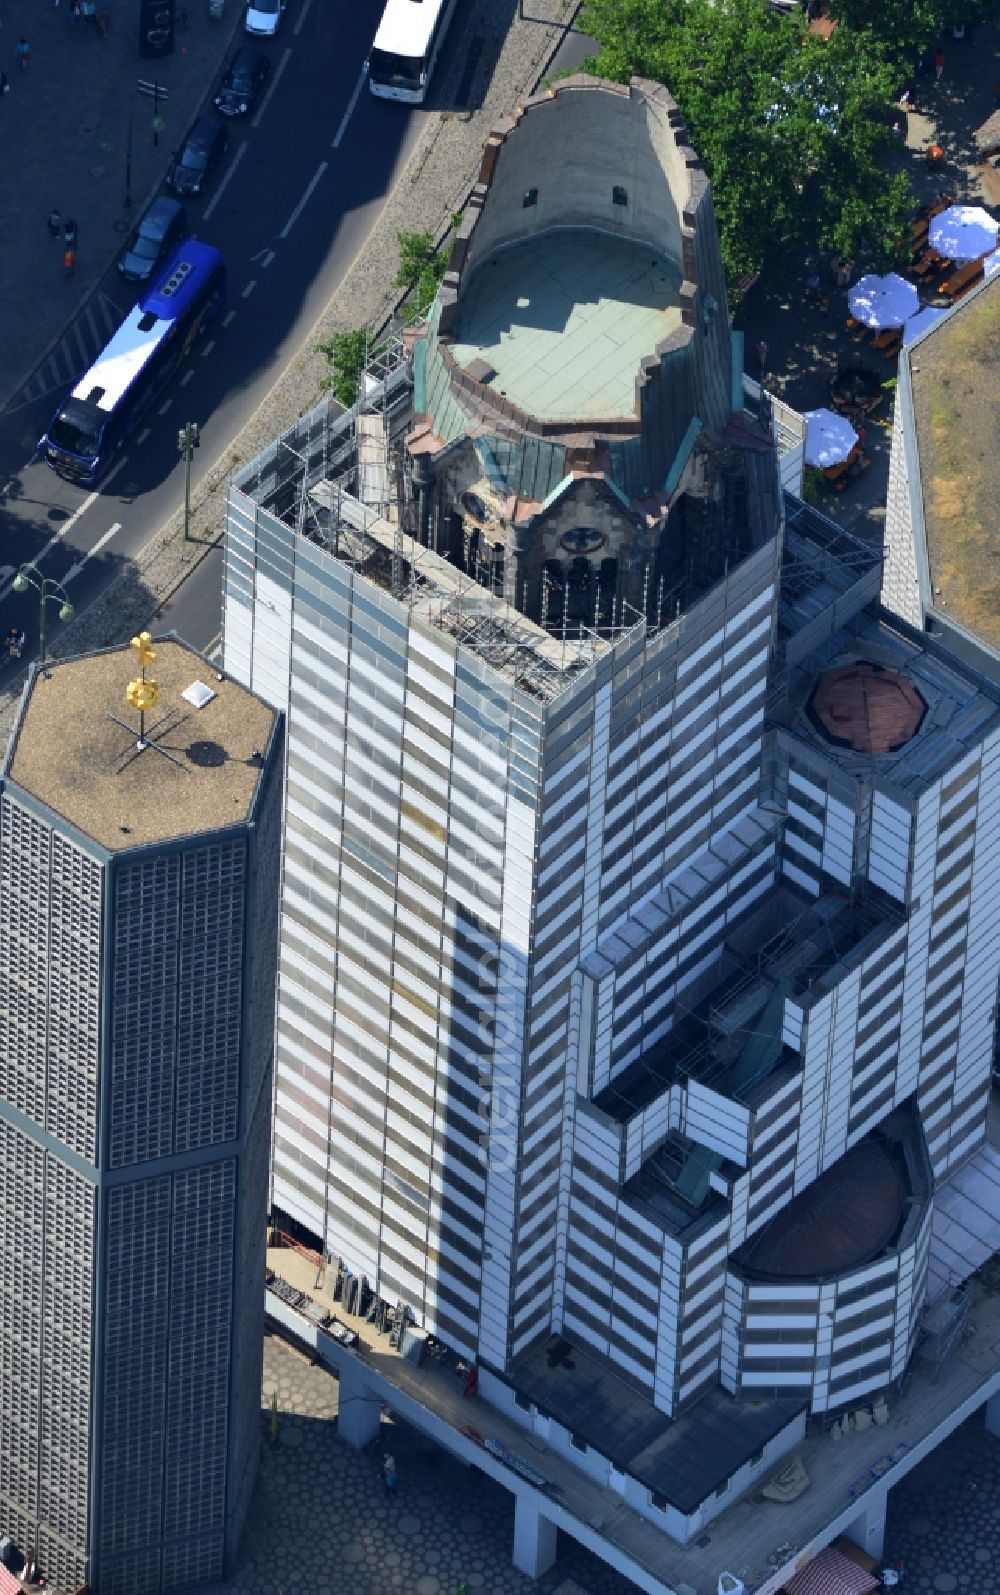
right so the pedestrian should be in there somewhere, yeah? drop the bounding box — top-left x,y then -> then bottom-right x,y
934,47 -> 945,79
70,0 -> 82,19
96,8 -> 110,34
891,117 -> 904,139
756,339 -> 768,377
63,245 -> 76,277
16,38 -> 30,70
0,72 -> 10,97
63,217 -> 77,247
48,209 -> 63,236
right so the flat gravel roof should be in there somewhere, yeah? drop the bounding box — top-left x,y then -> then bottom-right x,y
6,639 -> 276,852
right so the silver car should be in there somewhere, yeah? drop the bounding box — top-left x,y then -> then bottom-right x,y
244,0 -> 284,35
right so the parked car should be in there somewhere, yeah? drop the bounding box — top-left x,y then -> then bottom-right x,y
165,118 -> 230,197
214,44 -> 270,115
117,195 -> 187,281
244,0 -> 285,35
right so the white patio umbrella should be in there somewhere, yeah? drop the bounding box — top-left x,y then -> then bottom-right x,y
928,204 -> 999,263
983,247 -> 1000,281
803,408 -> 859,468
848,271 -> 920,329
902,305 -> 947,345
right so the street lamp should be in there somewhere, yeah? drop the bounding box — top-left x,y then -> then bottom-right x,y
12,564 -> 74,668
177,421 -> 200,541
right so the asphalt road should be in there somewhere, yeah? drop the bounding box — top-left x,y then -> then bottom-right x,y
0,11 -> 596,661
0,0 -> 441,655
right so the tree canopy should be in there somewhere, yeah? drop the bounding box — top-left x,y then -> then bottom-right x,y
578,0 -> 914,289
825,0 -> 997,67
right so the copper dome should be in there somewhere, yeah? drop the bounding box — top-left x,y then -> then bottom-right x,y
809,662 -> 927,754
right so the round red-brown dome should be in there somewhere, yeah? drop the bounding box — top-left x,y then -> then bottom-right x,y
808,662 -> 927,754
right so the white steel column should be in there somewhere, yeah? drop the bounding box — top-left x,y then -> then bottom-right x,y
512,1495 -> 558,1579
336,1358 -> 382,1449
845,1492 -> 887,1563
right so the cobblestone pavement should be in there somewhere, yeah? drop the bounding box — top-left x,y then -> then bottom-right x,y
883,1412 -> 1000,1593
214,1334 -> 643,1595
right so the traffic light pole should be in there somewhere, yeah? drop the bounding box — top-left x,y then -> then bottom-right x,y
177,422 -> 200,541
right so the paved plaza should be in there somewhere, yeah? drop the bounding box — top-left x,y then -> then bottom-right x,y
217,1333 -> 642,1595
884,1411 -> 1000,1593
219,1332 -> 1000,1595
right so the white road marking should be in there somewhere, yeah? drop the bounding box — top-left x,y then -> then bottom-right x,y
63,522 -> 122,583
136,427 -> 151,445
71,322 -> 90,370
84,305 -> 101,351
201,339 -> 216,357
180,368 -> 194,386
202,141 -> 248,222
292,0 -> 314,35
222,310 -> 237,328
251,46 -> 291,127
333,70 -> 366,148
157,399 -> 173,415
241,279 -> 257,298
279,161 -> 327,239
259,248 -> 275,269
0,458 -> 128,604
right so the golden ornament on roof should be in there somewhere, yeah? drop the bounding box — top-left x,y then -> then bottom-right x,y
130,632 -> 156,669
127,678 -> 159,712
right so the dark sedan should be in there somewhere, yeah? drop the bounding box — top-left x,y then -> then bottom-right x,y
214,45 -> 270,116
165,117 -> 230,197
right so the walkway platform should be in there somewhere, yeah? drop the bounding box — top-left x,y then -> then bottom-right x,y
265,1241 -> 1000,1595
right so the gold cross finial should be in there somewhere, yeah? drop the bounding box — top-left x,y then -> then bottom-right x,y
130,632 -> 156,669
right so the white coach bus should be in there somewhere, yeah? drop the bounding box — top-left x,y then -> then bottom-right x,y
367,0 -> 458,103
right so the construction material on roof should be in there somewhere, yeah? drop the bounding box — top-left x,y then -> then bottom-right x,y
762,1456 -> 810,1502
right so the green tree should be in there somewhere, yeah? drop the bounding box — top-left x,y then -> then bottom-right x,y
825,0 -> 998,67
316,328 -> 369,408
395,229 -> 450,322
579,0 -> 913,289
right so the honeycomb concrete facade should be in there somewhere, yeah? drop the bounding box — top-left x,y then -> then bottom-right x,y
0,640 -> 283,1595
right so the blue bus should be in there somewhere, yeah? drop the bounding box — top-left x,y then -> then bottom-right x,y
40,239 -> 225,484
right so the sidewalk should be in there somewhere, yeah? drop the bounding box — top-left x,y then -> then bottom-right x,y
733,19 -> 1000,545
0,0 -> 245,414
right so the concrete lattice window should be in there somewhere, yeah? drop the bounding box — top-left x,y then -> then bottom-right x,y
612,185 -> 628,206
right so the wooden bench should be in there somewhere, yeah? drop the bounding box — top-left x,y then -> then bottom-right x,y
939,259 -> 985,300
873,328 -> 903,358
